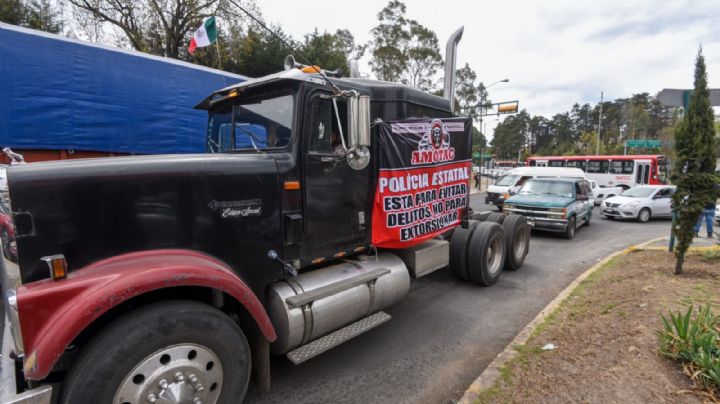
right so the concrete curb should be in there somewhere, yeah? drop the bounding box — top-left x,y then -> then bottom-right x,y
643,245 -> 719,252
457,236 -> 668,404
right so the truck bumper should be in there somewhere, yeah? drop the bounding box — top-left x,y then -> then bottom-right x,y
524,217 -> 568,232
0,314 -> 52,404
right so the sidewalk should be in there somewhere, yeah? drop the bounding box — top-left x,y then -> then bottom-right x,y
643,235 -> 718,251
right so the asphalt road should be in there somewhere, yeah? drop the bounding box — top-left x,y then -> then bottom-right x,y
245,193 -> 671,404
0,194 -> 670,403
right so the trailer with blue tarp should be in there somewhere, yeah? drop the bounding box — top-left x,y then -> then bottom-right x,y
0,22 -> 247,162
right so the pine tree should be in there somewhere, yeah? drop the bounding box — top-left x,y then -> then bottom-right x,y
670,47 -> 718,274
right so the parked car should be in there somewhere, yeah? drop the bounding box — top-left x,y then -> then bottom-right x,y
588,179 -> 622,206
715,203 -> 719,225
503,177 -> 593,239
600,185 -> 676,222
486,167 -> 588,210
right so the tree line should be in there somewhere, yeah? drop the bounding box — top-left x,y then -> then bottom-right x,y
491,93 -> 685,159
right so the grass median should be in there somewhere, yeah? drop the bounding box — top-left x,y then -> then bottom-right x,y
475,247 -> 720,404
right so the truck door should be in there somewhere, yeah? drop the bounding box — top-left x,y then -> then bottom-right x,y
634,160 -> 651,185
302,93 -> 371,258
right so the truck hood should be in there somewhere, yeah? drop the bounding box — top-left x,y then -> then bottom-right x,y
8,153 -> 282,285
505,194 -> 573,208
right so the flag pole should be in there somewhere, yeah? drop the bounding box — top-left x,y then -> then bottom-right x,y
215,37 -> 223,70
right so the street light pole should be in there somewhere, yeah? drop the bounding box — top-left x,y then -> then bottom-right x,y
479,78 -> 509,144
596,91 -> 603,155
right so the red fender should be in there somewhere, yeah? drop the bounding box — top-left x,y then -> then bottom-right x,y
16,249 -> 276,380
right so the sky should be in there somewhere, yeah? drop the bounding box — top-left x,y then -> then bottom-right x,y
259,0 -> 720,138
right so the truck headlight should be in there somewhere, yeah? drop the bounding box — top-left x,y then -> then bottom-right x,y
549,208 -> 567,215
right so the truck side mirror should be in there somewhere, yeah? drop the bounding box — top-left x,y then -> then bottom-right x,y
347,94 -> 371,148
345,93 -> 371,170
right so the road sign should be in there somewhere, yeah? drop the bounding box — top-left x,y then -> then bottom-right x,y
625,139 -> 661,148
657,88 -> 720,107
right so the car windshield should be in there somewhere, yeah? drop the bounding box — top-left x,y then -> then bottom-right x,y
207,94 -> 294,152
622,187 -> 655,198
495,175 -> 519,186
519,180 -> 573,198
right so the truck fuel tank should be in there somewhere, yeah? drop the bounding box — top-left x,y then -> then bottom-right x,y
267,253 -> 410,355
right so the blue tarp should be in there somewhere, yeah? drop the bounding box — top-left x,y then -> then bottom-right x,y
0,23 -> 247,154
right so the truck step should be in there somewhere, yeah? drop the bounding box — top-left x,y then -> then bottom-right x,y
286,311 -> 391,365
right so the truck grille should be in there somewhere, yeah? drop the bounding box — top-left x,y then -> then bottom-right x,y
509,205 -> 552,218
487,192 -> 500,199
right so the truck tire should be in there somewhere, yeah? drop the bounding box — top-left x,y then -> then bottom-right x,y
486,212 -> 506,224
449,220 -> 479,281
503,214 -> 530,271
563,216 -> 576,240
467,222 -> 506,286
60,300 -> 251,404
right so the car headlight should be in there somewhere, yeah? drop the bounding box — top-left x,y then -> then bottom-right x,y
622,200 -> 640,208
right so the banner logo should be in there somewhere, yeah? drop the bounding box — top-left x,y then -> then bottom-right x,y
411,119 -> 455,165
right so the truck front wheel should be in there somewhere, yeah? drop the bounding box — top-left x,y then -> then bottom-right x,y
60,300 -> 251,404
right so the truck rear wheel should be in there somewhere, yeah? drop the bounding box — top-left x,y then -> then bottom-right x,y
467,222 -> 505,286
485,212 -> 506,224
449,220 -> 480,281
503,214 -> 530,271
60,300 -> 251,404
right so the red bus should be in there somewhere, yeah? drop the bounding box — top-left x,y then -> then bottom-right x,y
526,155 -> 669,189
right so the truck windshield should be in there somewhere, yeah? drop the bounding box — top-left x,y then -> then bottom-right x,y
519,180 -> 573,198
496,175 -> 519,186
207,94 -> 294,152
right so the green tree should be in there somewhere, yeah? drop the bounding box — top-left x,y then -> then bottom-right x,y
1,0 -> 61,33
403,20 -> 441,91
369,0 -> 409,82
671,48 -> 719,275
491,110 -> 530,159
369,0 -> 442,89
455,63 -> 479,118
299,28 -> 364,77
0,0 -> 25,25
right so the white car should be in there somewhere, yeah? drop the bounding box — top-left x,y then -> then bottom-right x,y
715,204 -> 719,225
601,185 -> 676,222
588,179 -> 622,206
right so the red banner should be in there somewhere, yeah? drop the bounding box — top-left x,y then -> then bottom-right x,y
371,118 -> 472,248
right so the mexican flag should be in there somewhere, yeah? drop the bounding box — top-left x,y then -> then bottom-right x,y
188,17 -> 217,55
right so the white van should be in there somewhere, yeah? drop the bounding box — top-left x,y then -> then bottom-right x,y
485,167 -> 588,209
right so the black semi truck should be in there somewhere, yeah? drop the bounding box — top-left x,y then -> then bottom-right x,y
0,27 -> 530,404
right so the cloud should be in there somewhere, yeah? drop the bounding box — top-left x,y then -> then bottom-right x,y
260,0 -> 720,136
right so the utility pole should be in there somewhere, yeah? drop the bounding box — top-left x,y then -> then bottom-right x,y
596,91 -> 603,155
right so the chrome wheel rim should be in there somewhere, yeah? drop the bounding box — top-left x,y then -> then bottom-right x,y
114,343 -> 223,404
486,235 -> 504,276
639,210 -> 650,222
512,227 -> 527,259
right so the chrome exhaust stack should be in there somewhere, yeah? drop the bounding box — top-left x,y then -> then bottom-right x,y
443,26 -> 464,114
